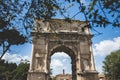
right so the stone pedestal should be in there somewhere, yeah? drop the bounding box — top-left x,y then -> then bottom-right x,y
82,70 -> 99,80
27,72 -> 48,80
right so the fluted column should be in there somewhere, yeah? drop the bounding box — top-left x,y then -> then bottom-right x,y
29,44 -> 34,71
90,43 -> 96,71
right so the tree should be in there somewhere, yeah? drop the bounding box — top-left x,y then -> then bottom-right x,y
64,0 -> 120,28
0,59 -> 30,80
103,50 -> 120,80
0,59 -> 17,80
0,0 -> 60,34
88,0 -> 120,27
2,71 -> 12,80
0,22 -> 27,59
50,68 -> 53,75
0,0 -> 60,59
12,62 -> 29,80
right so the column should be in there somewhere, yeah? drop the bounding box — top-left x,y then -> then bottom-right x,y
90,44 -> 96,71
29,44 -> 34,71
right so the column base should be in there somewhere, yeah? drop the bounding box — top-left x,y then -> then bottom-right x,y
77,70 -> 99,80
83,70 -> 99,80
27,71 -> 48,80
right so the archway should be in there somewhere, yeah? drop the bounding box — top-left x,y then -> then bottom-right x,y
27,19 -> 99,80
49,45 -> 76,80
50,52 -> 72,78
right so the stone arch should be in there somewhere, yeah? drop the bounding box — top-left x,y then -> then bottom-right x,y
49,45 -> 77,80
49,45 -> 76,59
27,19 -> 99,80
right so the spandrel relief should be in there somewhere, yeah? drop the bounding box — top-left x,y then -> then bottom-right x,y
81,58 -> 90,71
83,59 -> 90,70
35,52 -> 45,72
34,20 -> 50,32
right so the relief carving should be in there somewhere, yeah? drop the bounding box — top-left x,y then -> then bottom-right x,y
34,19 -> 50,32
81,58 -> 90,71
35,52 -> 45,72
34,19 -> 88,33
83,59 -> 90,70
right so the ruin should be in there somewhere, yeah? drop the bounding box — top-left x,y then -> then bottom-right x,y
27,19 -> 99,80
54,69 -> 72,80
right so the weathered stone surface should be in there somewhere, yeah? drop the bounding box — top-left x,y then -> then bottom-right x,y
27,19 -> 98,80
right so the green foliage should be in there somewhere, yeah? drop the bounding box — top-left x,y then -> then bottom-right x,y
0,0 -> 60,32
103,50 -> 120,80
0,59 -> 29,80
12,62 -> 29,80
0,59 -> 17,80
0,19 -> 27,59
50,68 -> 53,75
0,0 -> 60,59
0,29 -> 26,45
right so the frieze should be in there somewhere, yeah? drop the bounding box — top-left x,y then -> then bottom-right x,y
33,19 -> 90,34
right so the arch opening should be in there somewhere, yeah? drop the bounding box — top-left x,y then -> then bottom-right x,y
50,52 -> 72,76
50,45 -> 76,60
49,45 -> 77,80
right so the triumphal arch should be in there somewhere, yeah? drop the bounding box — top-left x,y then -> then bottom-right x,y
27,19 -> 99,80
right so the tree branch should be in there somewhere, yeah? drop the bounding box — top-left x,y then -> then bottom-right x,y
0,43 -> 11,60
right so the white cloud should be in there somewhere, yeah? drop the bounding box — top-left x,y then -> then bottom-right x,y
62,59 -> 68,62
50,52 -> 72,75
52,52 -> 69,58
51,59 -> 63,68
50,59 -> 64,75
93,37 -> 120,56
2,53 -> 30,64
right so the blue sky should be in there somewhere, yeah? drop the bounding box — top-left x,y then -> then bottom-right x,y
1,0 -> 120,76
